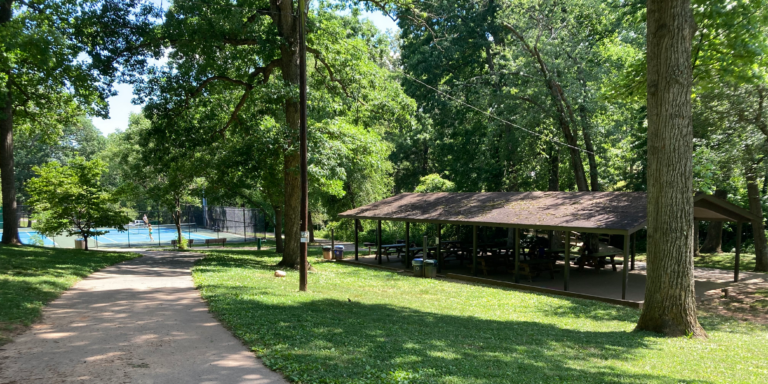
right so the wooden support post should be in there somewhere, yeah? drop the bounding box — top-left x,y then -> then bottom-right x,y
735,222 -> 742,282
514,228 -> 520,283
631,232 -> 636,270
331,228 -> 335,250
377,220 -> 382,265
405,222 -> 410,267
354,219 -> 359,261
472,226 -> 478,276
622,233 -> 630,300
564,231 -> 571,291
437,224 -> 442,273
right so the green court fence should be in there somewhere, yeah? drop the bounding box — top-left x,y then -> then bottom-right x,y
9,204 -> 269,249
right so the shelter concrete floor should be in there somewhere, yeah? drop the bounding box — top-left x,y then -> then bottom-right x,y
342,250 -> 742,303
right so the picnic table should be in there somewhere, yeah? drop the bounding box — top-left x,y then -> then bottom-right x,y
574,251 -> 622,271
409,246 -> 437,259
379,243 -> 406,261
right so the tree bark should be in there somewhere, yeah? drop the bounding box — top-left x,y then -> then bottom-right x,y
174,197 -> 182,247
636,0 -> 705,338
579,106 -> 600,192
746,164 -> 768,272
1,74 -> 20,246
699,189 -> 727,253
273,205 -> 284,253
273,0 -> 301,268
308,211 -> 315,242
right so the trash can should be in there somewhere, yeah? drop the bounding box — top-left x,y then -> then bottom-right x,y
424,259 -> 437,278
323,246 -> 333,260
333,245 -> 345,260
412,258 -> 424,277
75,239 -> 84,250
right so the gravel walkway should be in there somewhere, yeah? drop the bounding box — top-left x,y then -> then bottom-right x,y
0,251 -> 287,384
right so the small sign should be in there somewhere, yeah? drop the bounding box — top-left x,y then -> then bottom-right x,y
301,231 -> 309,238
300,237 -> 308,243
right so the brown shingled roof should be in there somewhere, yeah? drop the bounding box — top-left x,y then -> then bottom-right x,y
338,192 -> 649,234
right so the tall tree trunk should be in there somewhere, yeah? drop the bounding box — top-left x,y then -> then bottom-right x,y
1,74 -> 20,246
699,189 -> 727,253
174,197 -> 182,247
548,145 -> 560,191
746,164 -> 768,272
636,0 -> 705,338
578,106 -> 600,192
308,211 -> 315,242
273,0 -> 300,268
273,205 -> 284,254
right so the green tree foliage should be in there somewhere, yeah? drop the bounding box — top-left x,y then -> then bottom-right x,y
26,157 -> 130,250
14,117 -> 106,206
0,0 -> 154,245
129,3 -> 414,265
414,174 -> 455,193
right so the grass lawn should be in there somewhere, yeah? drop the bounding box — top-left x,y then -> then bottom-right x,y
193,248 -> 768,384
0,245 -> 138,345
634,252 -> 762,273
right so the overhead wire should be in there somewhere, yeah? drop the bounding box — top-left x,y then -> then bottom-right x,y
333,38 -> 594,155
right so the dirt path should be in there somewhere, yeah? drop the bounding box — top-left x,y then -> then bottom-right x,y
0,251 -> 287,384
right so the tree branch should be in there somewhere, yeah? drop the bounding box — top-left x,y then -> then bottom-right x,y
307,47 -> 362,103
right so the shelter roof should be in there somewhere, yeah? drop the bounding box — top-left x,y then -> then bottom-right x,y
693,193 -> 760,223
338,192 -> 649,234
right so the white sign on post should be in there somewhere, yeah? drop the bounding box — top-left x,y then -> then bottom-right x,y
300,231 -> 309,243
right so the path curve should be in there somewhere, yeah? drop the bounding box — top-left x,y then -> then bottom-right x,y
0,251 -> 287,384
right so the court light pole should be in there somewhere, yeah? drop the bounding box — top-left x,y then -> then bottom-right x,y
298,0 -> 309,292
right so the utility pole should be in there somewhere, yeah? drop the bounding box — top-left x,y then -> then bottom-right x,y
298,0 -> 309,291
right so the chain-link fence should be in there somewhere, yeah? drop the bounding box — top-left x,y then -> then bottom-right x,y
9,204 -> 269,249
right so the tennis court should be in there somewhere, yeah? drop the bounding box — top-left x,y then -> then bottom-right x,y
12,223 -> 246,248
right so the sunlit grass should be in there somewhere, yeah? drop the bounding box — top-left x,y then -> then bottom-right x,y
634,252 -> 762,273
0,245 -> 138,345
193,248 -> 768,383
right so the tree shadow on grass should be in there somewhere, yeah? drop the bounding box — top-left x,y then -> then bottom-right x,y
193,252 -> 716,383
201,291 -> 705,384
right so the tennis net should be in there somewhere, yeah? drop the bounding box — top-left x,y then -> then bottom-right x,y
126,223 -> 198,234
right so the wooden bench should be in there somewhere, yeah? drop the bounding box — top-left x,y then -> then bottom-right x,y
205,238 -> 227,247
171,239 -> 194,248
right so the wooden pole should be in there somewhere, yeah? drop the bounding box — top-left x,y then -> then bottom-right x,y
405,221 -> 410,267
564,231 -> 571,291
631,232 -> 636,270
354,219 -> 359,261
377,220 -> 382,265
331,228 -> 335,250
514,228 -> 520,283
437,224 -> 442,273
735,222 -> 742,282
472,226 -> 478,276
622,233 -> 630,300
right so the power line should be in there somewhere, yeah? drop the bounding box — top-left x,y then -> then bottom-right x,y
334,39 -> 594,155
399,72 -> 594,155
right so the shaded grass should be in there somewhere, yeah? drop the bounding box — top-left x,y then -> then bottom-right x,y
192,248 -> 768,384
634,252 -> 762,273
0,245 -> 138,345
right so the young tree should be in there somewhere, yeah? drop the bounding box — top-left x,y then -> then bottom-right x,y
635,0 -> 706,338
26,157 -> 130,250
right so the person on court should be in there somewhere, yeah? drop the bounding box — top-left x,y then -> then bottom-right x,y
148,224 -> 154,241
143,214 -> 149,226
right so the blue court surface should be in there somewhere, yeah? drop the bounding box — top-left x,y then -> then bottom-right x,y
18,231 -> 56,246
93,225 -> 217,245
